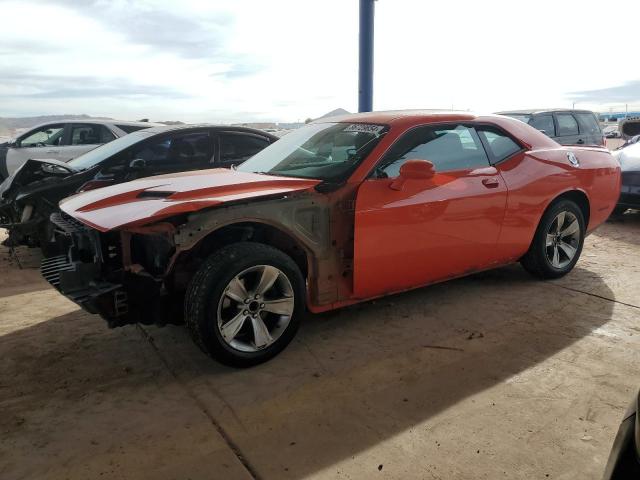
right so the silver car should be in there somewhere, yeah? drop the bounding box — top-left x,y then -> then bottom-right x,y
0,119 -> 160,179
613,140 -> 640,214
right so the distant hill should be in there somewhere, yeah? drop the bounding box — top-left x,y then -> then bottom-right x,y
316,108 -> 350,120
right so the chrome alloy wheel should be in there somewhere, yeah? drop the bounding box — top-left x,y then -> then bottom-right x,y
545,211 -> 581,269
216,265 -> 295,353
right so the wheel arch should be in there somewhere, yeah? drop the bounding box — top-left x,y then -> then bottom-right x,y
170,220 -> 312,290
546,189 -> 591,228
521,188 -> 590,258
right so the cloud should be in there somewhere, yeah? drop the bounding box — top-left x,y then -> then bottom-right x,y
0,70 -> 190,100
568,81 -> 640,103
28,0 -> 264,79
215,63 -> 265,79
36,0 -> 229,58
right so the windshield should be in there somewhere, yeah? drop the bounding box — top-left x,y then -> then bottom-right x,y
237,122 -> 388,181
68,130 -> 155,170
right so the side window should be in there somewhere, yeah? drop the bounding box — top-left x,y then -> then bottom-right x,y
529,115 -> 555,136
131,132 -> 212,166
219,133 -> 270,166
555,114 -> 579,136
379,124 -> 489,177
575,113 -> 601,136
477,128 -> 522,163
19,124 -> 65,147
70,124 -> 115,145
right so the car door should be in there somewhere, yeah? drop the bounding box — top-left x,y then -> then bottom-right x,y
61,123 -> 116,162
5,123 -> 67,175
554,113 -> 583,145
353,123 -> 508,299
216,131 -> 273,168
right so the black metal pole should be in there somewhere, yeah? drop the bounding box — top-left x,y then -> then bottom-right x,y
358,0 -> 375,112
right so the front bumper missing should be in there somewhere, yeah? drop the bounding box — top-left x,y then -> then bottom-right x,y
41,254 -> 127,324
43,210 -> 182,327
41,253 -> 173,327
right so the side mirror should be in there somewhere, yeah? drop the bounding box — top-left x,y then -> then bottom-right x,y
129,158 -> 146,170
390,159 -> 435,191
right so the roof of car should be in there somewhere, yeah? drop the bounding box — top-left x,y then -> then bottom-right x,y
106,120 -> 165,127
496,109 -> 597,115
30,119 -> 164,128
134,124 -> 279,139
314,109 -> 479,125
60,119 -> 164,127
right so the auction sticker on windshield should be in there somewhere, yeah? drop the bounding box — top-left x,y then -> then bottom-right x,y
343,124 -> 385,134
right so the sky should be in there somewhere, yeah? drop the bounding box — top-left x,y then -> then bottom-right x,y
1,0 -> 639,123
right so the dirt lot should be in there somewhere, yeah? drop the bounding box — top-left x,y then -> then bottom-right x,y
1,213 -> 639,480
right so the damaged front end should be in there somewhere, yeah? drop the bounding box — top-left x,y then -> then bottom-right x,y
0,158 -> 78,249
41,212 -> 181,328
0,197 -> 53,249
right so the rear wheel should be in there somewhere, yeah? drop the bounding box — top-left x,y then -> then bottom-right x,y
521,199 -> 585,279
185,242 -> 305,367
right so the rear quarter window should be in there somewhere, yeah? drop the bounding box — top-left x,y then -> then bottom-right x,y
219,133 -> 271,165
477,128 -> 522,163
575,113 -> 602,136
556,114 -> 579,136
529,115 -> 555,136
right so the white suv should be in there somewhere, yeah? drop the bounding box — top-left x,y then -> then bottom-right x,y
0,119 -> 160,179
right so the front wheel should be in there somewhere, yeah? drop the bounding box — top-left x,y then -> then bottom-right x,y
185,242 -> 305,367
521,199 -> 585,279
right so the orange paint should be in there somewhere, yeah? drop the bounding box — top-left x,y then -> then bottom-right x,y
60,111 -> 621,311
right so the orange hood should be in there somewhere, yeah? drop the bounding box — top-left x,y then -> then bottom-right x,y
59,168 -> 320,232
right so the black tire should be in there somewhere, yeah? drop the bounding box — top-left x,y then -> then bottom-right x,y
185,242 -> 305,367
521,199 -> 585,279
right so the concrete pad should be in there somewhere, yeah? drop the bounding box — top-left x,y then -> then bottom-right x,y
0,213 -> 639,479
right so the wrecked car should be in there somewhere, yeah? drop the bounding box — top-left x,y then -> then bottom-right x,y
0,119 -> 159,180
0,125 -> 277,252
620,118 -> 640,141
612,139 -> 640,215
42,111 -> 620,366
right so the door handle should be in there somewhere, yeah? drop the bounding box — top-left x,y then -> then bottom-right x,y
576,139 -> 584,144
482,178 -> 500,189
45,149 -> 57,153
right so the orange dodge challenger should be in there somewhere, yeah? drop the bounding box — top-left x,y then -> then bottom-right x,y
43,111 -> 620,366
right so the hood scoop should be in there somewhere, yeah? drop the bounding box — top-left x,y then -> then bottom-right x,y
137,190 -> 175,199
